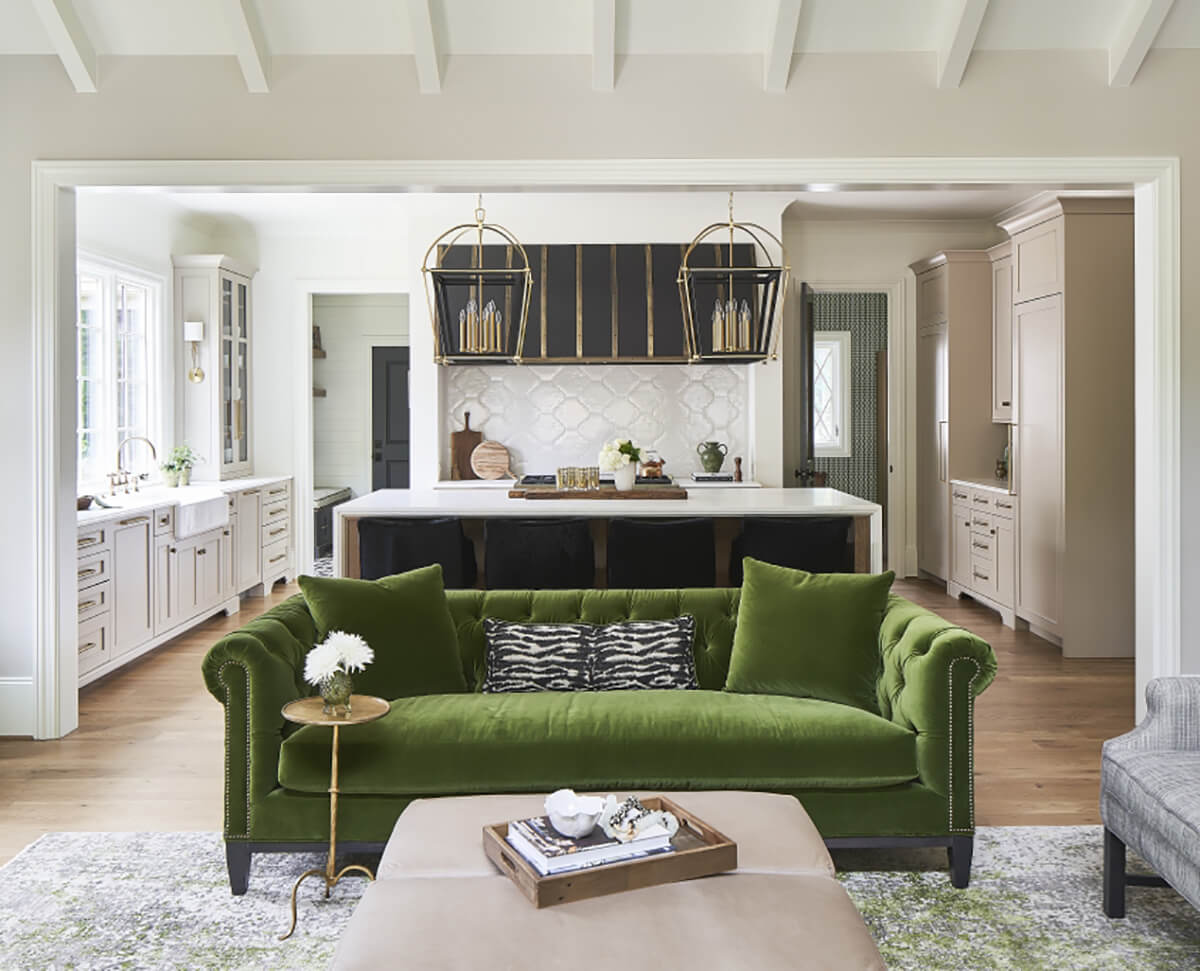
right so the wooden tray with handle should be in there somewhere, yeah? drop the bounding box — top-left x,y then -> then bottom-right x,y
482,795 -> 737,908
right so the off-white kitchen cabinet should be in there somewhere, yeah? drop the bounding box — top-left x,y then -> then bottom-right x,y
80,476 -> 294,687
989,241 -> 1013,422
175,255 -> 257,481
112,514 -> 154,658
949,480 -> 1018,628
911,251 -> 1006,584
1000,196 -> 1134,657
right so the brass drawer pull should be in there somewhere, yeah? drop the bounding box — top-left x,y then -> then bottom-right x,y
972,541 -> 990,550
78,641 -> 97,654
119,515 -> 150,526
78,536 -> 100,547
197,548 -> 208,556
268,487 -> 287,496
78,599 -> 99,611
996,502 -> 1013,510
973,518 -> 988,527
269,527 -> 286,537
77,566 -> 100,579
953,491 -> 968,500
972,497 -> 989,504
268,553 -> 286,565
973,571 -> 990,582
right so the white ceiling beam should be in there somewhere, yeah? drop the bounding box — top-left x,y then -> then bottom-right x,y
30,0 -> 96,93
406,0 -> 443,94
1109,0 -> 1176,87
593,0 -> 616,92
937,0 -> 989,89
218,0 -> 269,93
763,0 -> 802,93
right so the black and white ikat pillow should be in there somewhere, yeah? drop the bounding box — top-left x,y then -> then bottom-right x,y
480,619 -> 592,692
589,616 -> 699,691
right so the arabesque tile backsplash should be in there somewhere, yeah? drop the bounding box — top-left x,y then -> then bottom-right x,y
442,364 -> 749,479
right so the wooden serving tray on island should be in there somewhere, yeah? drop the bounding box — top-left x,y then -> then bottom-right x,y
482,795 -> 737,908
508,484 -> 688,500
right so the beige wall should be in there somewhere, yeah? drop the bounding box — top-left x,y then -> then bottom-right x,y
1,49 -> 1198,690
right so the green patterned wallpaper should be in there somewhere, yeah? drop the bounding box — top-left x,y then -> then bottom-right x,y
812,291 -> 888,502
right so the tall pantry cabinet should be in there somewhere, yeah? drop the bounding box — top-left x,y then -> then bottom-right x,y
174,255 -> 257,481
999,197 -> 1134,657
912,252 -> 1008,582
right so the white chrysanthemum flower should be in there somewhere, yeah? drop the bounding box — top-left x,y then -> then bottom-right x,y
303,642 -> 342,685
325,630 -> 374,673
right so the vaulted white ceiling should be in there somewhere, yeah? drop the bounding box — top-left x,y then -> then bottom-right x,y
8,0 -> 1198,94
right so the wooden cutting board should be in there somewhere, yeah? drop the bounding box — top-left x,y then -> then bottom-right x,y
450,412 -> 483,480
470,440 -> 512,479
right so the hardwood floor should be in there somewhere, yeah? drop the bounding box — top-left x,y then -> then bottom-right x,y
0,577 -> 1134,864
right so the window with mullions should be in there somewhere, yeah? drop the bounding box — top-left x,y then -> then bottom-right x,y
813,331 -> 852,458
76,257 -> 162,488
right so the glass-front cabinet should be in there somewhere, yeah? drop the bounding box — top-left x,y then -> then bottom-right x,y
175,256 -> 256,480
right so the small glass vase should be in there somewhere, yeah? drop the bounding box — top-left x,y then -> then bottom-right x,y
320,670 -> 353,716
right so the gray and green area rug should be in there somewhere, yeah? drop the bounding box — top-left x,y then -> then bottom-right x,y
0,827 -> 1196,969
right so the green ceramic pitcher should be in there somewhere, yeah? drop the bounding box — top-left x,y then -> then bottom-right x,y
697,441 -> 728,473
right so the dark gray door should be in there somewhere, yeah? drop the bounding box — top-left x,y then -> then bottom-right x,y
372,346 -> 410,489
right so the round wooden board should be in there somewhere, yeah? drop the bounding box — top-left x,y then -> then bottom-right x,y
470,440 -> 512,479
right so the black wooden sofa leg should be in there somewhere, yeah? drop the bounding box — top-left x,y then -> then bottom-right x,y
948,835 -> 973,888
1103,827 -> 1126,918
227,842 -> 251,896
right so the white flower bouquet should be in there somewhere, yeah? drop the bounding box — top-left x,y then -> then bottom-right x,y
304,631 -> 374,715
597,438 -> 642,472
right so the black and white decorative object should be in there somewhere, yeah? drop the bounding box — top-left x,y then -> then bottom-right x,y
589,617 -> 698,691
481,619 -> 592,693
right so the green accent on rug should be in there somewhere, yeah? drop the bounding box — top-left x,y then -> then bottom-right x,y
0,827 -> 1196,969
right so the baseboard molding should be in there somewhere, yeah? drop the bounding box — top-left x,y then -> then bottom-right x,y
0,678 -> 35,737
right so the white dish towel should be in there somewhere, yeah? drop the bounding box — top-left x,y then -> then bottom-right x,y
173,488 -> 229,539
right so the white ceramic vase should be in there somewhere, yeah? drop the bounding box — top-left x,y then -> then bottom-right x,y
613,464 -> 636,491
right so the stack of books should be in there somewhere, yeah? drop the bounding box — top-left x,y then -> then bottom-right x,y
505,815 -> 674,876
692,471 -> 734,482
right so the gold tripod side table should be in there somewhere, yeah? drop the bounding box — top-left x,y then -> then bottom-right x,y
279,694 -> 390,941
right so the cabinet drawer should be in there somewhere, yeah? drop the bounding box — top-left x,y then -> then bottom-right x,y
951,485 -> 971,506
969,534 -> 995,561
262,538 -> 290,575
969,491 -> 996,512
154,506 -> 175,535
77,548 -> 112,590
77,580 -> 112,622
262,498 -> 290,526
969,511 -> 994,536
969,558 -> 995,591
78,611 -> 112,678
263,481 -> 291,501
77,524 -> 111,557
262,520 -> 290,546
992,495 -> 1017,519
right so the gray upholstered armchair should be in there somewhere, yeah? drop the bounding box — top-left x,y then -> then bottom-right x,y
1100,676 -> 1200,917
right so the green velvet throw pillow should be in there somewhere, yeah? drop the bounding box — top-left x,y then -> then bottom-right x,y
725,558 -> 894,712
298,564 -> 467,700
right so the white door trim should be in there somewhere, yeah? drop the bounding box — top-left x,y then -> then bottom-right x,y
31,156 -> 1180,736
807,282 -> 908,576
295,280 -> 410,580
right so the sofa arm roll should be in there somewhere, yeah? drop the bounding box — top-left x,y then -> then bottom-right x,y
1104,676 -> 1200,756
201,623 -> 310,839
877,598 -> 997,832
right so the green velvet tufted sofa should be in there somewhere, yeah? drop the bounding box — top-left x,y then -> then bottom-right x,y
202,588 -> 996,894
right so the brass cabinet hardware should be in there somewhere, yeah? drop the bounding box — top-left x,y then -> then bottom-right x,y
270,527 -> 285,536
223,530 -> 231,536
268,487 -> 287,496
77,567 -> 99,579
119,515 -> 150,526
973,571 -> 990,581
268,553 -> 286,564
78,536 -> 100,547
972,496 -> 989,504
197,548 -> 207,556
972,541 -> 990,550
78,599 -> 98,611
78,641 -> 97,654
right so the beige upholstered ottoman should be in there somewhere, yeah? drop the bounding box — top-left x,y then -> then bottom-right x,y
332,792 -> 883,971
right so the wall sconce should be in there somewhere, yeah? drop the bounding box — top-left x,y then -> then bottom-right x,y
184,320 -> 205,383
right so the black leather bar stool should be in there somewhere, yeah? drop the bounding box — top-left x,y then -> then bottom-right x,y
606,518 -> 716,589
484,518 -> 595,590
729,516 -> 854,585
357,517 -> 477,587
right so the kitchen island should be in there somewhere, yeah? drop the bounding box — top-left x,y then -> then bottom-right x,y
333,487 -> 883,582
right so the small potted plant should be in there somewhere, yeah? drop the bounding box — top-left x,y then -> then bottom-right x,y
161,445 -> 200,487
304,631 -> 375,716
599,438 -> 643,491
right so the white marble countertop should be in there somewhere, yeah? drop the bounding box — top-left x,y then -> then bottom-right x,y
951,476 -> 1014,495
77,475 -> 292,527
336,487 -> 879,519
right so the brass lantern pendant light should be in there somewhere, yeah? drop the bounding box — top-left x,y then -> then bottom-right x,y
421,195 -> 533,364
677,193 -> 790,362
